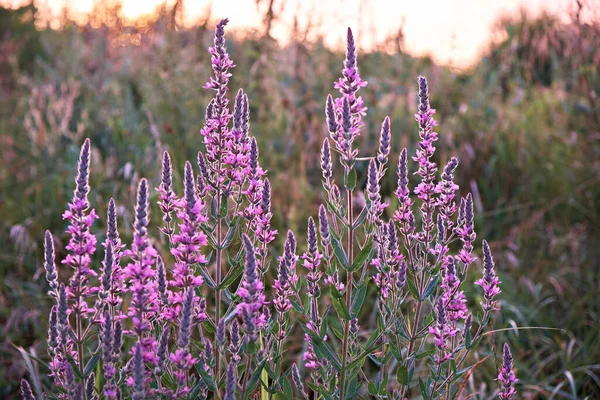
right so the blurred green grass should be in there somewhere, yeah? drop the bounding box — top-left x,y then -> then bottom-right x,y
0,2 -> 599,398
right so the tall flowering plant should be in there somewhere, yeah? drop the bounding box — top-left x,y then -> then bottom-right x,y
25,19 -> 517,400
275,28 -> 517,400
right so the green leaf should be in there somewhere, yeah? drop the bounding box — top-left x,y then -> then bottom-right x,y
290,298 -> 304,313
421,275 -> 439,300
350,237 -> 374,272
84,353 -> 100,376
218,262 -> 244,290
220,223 -> 238,249
367,382 -> 377,396
344,168 -> 357,191
407,356 -> 415,385
283,377 -> 293,400
219,194 -> 228,217
397,365 -> 409,385
196,265 -> 216,289
416,347 -> 436,360
352,207 -> 368,229
319,306 -> 331,339
465,326 -> 472,348
330,233 -> 349,270
331,296 -> 351,320
350,279 -> 368,318
419,377 -> 430,400
312,341 -> 341,371
407,277 -> 420,300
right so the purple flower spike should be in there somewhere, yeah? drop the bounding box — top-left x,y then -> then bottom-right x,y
20,379 -> 34,400
327,27 -> 368,169
456,193 -> 476,266
224,362 -> 237,400
157,151 -> 177,237
378,116 -> 391,165
321,138 -> 332,182
497,343 -> 518,399
44,230 -> 58,291
132,342 -> 145,400
236,234 -> 267,338
274,231 -> 298,317
393,148 -> 414,233
62,139 -> 99,315
123,178 -> 159,364
318,204 -> 330,247
326,95 -> 337,134
168,162 -> 207,299
367,159 -> 387,220
171,289 -> 198,390
475,240 -> 501,313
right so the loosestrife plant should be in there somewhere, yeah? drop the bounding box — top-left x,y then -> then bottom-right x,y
25,20 -> 518,400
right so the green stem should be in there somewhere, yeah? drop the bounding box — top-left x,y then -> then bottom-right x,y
339,187 -> 354,400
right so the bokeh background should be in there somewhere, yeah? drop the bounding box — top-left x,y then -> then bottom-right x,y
0,0 -> 599,398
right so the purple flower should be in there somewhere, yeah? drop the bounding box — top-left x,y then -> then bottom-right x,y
62,138 -> 99,315
236,234 -> 267,339
170,289 -> 198,390
274,231 -> 299,317
303,334 -> 320,370
429,300 -> 459,365
169,162 -> 207,293
318,204 -> 331,248
224,361 -> 237,400
20,379 -> 34,400
44,230 -> 58,291
327,27 -> 368,169
367,158 -> 387,220
302,218 -> 323,298
393,148 -> 414,234
377,116 -> 391,166
321,138 -> 332,185
157,151 -> 177,237
436,157 -> 459,231
497,343 -> 518,399
440,257 -> 468,323
228,319 -> 241,363
131,342 -> 146,400
123,179 -> 159,363
475,240 -> 501,313
201,19 -> 235,176
456,193 -> 476,266
412,76 -> 439,241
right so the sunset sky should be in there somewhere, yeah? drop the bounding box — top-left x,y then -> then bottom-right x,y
6,0 -> 577,67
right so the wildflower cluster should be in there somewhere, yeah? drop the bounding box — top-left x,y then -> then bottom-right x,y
28,19 -> 516,400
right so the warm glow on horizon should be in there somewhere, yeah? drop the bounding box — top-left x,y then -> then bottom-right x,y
5,0 -> 577,67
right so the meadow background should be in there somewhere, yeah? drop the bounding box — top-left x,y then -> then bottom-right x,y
0,0 -> 599,398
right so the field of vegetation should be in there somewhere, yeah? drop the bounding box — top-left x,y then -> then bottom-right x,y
0,1 -> 599,398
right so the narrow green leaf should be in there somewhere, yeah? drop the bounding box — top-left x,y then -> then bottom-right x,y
407,277 -> 420,300
350,279 -> 368,318
84,353 -> 100,376
218,262 -> 244,290
330,233 -> 349,270
397,365 -> 409,385
350,237 -> 374,272
367,382 -> 377,396
344,168 -> 357,191
331,296 -> 351,320
419,377 -> 430,400
352,206 -> 368,229
416,347 -> 436,360
421,275 -> 439,300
